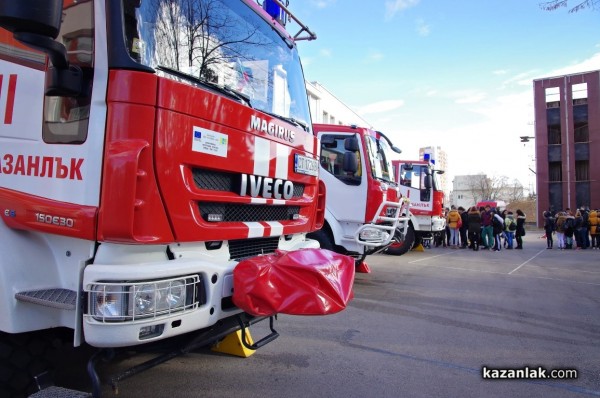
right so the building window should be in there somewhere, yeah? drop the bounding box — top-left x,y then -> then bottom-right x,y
575,160 -> 589,181
322,111 -> 328,124
549,162 -> 562,182
545,87 -> 560,108
546,107 -> 561,145
572,82 -> 587,102
573,104 -> 588,143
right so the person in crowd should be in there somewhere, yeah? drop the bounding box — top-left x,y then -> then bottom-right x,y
555,211 -> 567,250
458,206 -> 469,249
589,209 -> 599,249
504,211 -> 516,249
467,206 -> 481,251
564,210 -> 575,249
580,206 -> 590,249
515,209 -> 526,249
480,205 -> 494,250
500,209 -> 508,248
543,210 -> 556,249
491,209 -> 504,251
446,205 -> 461,249
574,210 -> 584,250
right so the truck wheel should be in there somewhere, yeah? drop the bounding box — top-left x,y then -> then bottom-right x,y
385,225 -> 415,256
0,330 -> 77,398
307,229 -> 335,251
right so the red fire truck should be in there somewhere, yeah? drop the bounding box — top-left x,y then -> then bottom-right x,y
0,1 -> 354,396
309,124 -> 407,268
387,159 -> 446,255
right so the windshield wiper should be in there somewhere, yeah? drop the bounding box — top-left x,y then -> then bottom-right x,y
261,110 -> 309,132
156,65 -> 252,108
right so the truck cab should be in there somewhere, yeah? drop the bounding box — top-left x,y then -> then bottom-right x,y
389,159 -> 446,254
309,124 -> 406,266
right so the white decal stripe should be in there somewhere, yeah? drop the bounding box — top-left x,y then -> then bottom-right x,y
254,137 -> 270,176
266,221 -> 284,237
275,143 -> 289,180
244,222 -> 264,238
271,199 -> 285,205
250,198 -> 267,204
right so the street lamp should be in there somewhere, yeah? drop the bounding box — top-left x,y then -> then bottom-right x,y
520,136 -> 535,143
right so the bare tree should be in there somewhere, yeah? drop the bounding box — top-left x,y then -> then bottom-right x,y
540,0 -> 599,12
150,0 -> 269,80
505,179 -> 525,202
464,175 -> 524,203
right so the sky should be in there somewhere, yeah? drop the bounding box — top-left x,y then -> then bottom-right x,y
289,0 -> 600,194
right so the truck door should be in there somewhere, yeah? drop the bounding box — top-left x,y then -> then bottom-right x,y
317,133 -> 367,224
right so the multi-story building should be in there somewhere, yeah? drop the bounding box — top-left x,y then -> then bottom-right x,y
419,146 -> 449,197
305,81 -> 371,126
533,70 -> 600,224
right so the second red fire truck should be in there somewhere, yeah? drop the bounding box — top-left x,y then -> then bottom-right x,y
309,124 -> 407,268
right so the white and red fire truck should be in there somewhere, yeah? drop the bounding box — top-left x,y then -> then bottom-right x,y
386,159 -> 446,255
308,124 -> 407,269
0,1 -> 355,396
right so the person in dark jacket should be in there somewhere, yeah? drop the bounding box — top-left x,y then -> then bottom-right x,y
458,207 -> 469,249
543,210 -> 555,249
515,209 -> 526,249
467,206 -> 481,251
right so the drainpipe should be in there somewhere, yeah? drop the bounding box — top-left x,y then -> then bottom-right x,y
564,77 -> 571,210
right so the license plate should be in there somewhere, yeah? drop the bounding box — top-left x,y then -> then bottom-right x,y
294,154 -> 319,177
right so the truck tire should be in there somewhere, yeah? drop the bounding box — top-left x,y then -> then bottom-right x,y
0,331 -> 57,398
385,225 -> 415,256
307,229 -> 335,251
0,329 -> 81,398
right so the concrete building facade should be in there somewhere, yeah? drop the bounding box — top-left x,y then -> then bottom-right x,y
419,146 -> 449,197
533,70 -> 600,222
305,81 -> 371,127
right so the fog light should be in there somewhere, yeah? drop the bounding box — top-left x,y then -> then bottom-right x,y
359,228 -> 387,242
139,324 -> 165,340
208,214 -> 223,222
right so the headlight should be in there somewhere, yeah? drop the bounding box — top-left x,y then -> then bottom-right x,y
88,275 -> 202,322
90,285 -> 127,321
131,280 -> 187,317
359,227 -> 389,242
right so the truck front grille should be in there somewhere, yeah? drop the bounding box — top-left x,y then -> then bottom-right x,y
199,203 -> 300,222
193,168 -> 305,197
229,237 -> 280,261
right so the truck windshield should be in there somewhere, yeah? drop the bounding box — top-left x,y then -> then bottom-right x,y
124,0 -> 311,129
365,135 -> 395,184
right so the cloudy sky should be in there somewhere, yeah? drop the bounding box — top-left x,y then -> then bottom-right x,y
292,0 -> 600,193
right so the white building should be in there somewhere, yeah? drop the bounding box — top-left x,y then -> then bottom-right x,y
451,174 -> 525,209
306,81 -> 371,126
419,146 -> 449,197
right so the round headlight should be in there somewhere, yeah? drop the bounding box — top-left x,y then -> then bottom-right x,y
166,280 -> 186,309
134,284 -> 158,315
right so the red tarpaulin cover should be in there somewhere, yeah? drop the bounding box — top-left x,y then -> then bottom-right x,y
232,249 -> 355,316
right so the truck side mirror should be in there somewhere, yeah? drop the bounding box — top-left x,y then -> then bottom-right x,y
342,152 -> 358,174
0,0 -> 82,96
344,137 -> 360,152
0,0 -> 63,38
423,174 -> 432,190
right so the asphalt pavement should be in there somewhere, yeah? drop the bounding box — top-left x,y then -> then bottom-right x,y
80,232 -> 600,397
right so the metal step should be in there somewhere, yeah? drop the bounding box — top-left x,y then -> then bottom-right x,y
29,386 -> 91,398
15,288 -> 77,310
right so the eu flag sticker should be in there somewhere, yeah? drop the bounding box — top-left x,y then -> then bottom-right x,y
192,126 -> 228,158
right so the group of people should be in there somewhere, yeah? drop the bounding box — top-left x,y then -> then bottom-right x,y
439,205 -> 526,251
542,207 -> 599,250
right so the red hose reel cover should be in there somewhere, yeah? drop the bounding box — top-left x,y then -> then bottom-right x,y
232,249 -> 355,316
